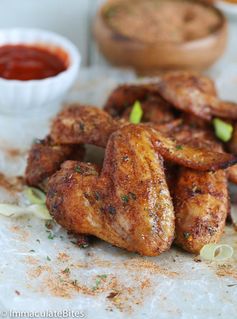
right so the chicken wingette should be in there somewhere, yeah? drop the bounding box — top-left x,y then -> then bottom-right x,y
25,136 -> 84,191
157,71 -> 237,120
171,128 -> 229,253
50,106 -> 237,171
46,125 -> 175,256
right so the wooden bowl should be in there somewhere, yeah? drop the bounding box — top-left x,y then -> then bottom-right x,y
93,0 -> 227,75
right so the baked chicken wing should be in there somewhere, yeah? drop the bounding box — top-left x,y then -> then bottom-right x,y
50,106 -> 237,171
25,136 -> 84,190
47,125 -> 175,256
157,71 -> 237,120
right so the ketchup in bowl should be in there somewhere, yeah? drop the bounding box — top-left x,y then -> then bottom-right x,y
0,44 -> 68,81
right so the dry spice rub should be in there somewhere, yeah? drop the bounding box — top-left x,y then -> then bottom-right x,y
103,0 -> 221,43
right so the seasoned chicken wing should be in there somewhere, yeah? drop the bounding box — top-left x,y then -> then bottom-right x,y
51,104 -> 122,146
50,106 -> 237,171
171,128 -> 229,253
104,84 -> 175,123
157,71 -> 237,120
25,136 -> 84,190
47,125 -> 175,256
174,167 -> 229,253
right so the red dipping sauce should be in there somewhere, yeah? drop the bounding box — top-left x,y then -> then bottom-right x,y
0,44 -> 68,81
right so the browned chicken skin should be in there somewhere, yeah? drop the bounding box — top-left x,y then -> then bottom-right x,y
50,106 -> 237,171
174,168 -> 229,253
47,125 -> 175,256
157,72 -> 237,121
51,104 -> 122,146
25,136 -> 84,190
170,128 -> 229,253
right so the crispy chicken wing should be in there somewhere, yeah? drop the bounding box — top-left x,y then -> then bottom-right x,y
25,136 -> 85,190
171,128 -> 229,253
104,84 -> 175,123
104,84 -> 150,117
174,168 -> 229,253
157,72 -> 237,120
50,106 -> 237,171
47,125 -> 175,256
51,104 -> 122,146
122,96 -> 175,124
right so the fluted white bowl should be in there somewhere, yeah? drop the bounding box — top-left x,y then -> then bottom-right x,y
0,28 -> 80,117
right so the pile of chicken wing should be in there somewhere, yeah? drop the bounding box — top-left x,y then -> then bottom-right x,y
25,72 -> 237,256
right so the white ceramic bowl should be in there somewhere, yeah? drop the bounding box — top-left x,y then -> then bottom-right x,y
216,1 -> 237,18
0,28 -> 80,116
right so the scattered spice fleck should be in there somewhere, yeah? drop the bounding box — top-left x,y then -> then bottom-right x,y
108,205 -> 116,215
107,291 -> 119,299
15,290 -> 20,296
129,192 -> 137,200
79,122 -> 85,131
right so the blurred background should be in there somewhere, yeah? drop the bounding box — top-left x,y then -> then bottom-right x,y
0,0 -> 236,70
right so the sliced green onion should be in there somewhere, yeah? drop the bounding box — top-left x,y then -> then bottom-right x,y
0,203 -> 52,220
200,243 -> 233,261
31,204 -> 52,220
129,101 -> 143,124
24,187 -> 46,205
213,118 -> 233,142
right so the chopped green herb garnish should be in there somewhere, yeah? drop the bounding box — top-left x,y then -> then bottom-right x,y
79,243 -> 89,249
62,267 -> 70,274
122,155 -> 129,162
94,192 -> 101,201
46,256 -> 51,261
183,232 -> 191,240
176,145 -> 183,150
45,220 -> 53,229
92,274 -> 107,291
213,118 -> 233,142
29,249 -> 35,253
121,194 -> 129,203
48,233 -> 55,240
129,101 -> 143,124
121,193 -> 136,203
75,165 -> 83,174
36,239 -> 40,243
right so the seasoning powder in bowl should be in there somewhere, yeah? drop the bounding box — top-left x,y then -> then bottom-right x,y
94,0 -> 227,74
104,0 -> 221,43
